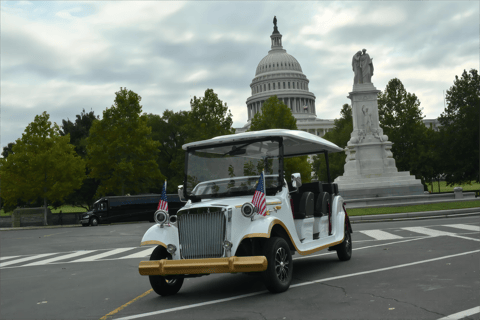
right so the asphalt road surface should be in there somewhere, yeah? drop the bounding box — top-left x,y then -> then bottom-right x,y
1,214 -> 479,320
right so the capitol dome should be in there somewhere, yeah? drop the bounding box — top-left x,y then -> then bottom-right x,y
245,19 -> 317,125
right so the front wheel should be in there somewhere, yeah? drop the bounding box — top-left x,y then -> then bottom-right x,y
149,246 -> 184,296
262,237 -> 293,293
336,227 -> 352,261
90,217 -> 98,226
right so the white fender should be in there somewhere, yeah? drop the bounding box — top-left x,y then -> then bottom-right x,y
140,224 -> 181,260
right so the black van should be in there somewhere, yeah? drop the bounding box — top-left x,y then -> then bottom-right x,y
80,194 -> 183,226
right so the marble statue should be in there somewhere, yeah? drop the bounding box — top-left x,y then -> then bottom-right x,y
352,51 -> 362,84
360,49 -> 374,83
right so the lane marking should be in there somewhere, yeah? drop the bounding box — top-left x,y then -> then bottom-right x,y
23,250 -> 96,266
360,229 -> 403,240
73,248 -> 136,262
437,306 -> 480,320
0,256 -> 19,261
99,289 -> 153,320
0,253 -> 59,267
447,234 -> 480,242
444,224 -> 480,232
112,249 -> 480,320
402,227 -> 455,237
120,247 -> 155,259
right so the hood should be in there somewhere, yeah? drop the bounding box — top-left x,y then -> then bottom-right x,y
177,195 -> 281,213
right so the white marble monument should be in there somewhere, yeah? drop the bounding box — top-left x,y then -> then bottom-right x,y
334,49 -> 424,199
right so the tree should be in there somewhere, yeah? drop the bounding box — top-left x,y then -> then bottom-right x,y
87,87 -> 164,197
312,104 -> 352,182
0,112 -> 85,224
145,110 -> 191,193
60,109 -> 99,158
188,89 -> 235,143
249,95 -> 297,131
438,69 -> 480,185
377,78 -> 429,181
248,95 -> 311,182
2,142 -> 16,159
60,109 -> 100,210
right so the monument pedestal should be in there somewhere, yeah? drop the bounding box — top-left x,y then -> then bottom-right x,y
334,83 -> 424,199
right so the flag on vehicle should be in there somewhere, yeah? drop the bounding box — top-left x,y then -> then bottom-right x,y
157,180 -> 168,212
252,170 -> 267,216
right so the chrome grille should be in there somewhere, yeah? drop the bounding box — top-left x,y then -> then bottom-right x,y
178,211 -> 226,259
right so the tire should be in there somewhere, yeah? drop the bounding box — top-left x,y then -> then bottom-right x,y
90,217 -> 98,226
149,246 -> 184,296
336,227 -> 352,261
262,237 -> 293,293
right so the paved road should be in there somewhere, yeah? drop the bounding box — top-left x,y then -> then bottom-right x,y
1,215 -> 479,320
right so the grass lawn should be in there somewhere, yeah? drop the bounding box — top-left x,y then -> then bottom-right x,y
427,181 -> 480,193
348,199 -> 480,216
0,205 -> 87,217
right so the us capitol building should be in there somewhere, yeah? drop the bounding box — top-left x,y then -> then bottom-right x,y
237,19 -> 335,136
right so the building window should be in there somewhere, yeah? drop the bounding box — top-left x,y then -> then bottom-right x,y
288,82 -> 290,89
268,83 -> 271,90
264,84 -> 266,91
273,83 -> 275,90
293,82 -> 295,89
283,82 -> 286,89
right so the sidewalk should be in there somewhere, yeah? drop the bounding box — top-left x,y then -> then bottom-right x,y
1,207 -> 479,231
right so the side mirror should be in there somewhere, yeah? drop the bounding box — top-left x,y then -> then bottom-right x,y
178,185 -> 186,202
291,173 -> 302,189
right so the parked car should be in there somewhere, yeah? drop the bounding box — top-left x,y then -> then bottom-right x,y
138,129 -> 352,295
80,194 -> 182,226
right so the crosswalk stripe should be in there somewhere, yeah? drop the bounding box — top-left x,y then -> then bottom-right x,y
120,247 -> 155,259
360,230 -> 403,240
0,256 -> 20,261
23,250 -> 96,266
0,253 -> 59,267
444,224 -> 480,232
403,227 -> 455,237
72,248 -> 136,262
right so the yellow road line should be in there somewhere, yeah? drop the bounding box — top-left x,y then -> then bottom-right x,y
99,289 -> 153,320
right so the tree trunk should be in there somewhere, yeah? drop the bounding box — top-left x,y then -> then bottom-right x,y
44,197 -> 48,226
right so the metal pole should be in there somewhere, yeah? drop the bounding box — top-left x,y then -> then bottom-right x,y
325,151 -> 331,183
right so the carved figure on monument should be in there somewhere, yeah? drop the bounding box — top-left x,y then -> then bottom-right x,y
362,105 -> 373,133
352,51 -> 362,84
273,16 -> 277,27
360,49 -> 374,83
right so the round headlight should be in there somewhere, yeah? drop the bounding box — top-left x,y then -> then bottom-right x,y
154,210 -> 168,225
241,202 -> 255,218
169,215 -> 177,224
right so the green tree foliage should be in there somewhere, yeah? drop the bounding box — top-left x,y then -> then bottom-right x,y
189,89 -> 235,142
312,104 -> 352,182
60,109 -> 100,210
438,69 -> 480,185
2,142 -> 16,159
249,95 -> 297,131
248,95 -> 311,182
377,78 -> 429,181
0,112 -> 85,223
145,111 -> 190,193
87,87 -> 163,197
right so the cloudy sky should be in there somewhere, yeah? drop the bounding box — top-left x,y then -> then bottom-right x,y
1,1 -> 478,152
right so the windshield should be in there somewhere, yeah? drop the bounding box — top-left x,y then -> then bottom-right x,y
186,139 -> 282,199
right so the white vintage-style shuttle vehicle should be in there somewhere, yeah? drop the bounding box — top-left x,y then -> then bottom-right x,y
139,129 -> 352,295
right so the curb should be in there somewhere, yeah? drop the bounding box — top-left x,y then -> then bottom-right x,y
349,207 -> 480,223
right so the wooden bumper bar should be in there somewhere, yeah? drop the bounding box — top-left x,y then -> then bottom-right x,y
139,256 -> 268,276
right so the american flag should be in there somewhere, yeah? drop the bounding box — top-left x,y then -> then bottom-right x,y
252,170 -> 267,216
157,180 -> 168,212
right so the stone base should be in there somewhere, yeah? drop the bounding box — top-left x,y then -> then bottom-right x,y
338,184 -> 425,200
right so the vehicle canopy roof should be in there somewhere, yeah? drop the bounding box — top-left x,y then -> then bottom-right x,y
182,129 -> 343,157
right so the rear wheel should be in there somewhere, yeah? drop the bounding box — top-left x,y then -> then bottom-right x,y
336,227 -> 352,261
149,246 -> 184,296
262,237 -> 293,293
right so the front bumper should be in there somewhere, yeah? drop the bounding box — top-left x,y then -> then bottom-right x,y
80,219 -> 89,224
139,256 -> 268,276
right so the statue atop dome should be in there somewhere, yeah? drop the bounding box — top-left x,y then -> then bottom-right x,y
273,16 -> 277,27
